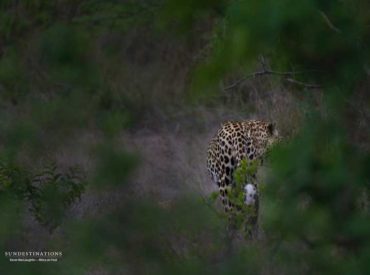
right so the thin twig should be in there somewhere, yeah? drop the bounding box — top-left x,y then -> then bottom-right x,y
223,70 -> 292,90
224,69 -> 321,90
284,78 -> 321,89
319,10 -> 342,34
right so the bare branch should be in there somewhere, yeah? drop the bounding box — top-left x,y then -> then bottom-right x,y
284,78 -> 321,89
223,56 -> 321,90
319,10 -> 342,34
223,70 -> 272,90
223,56 -> 322,90
224,69 -> 321,90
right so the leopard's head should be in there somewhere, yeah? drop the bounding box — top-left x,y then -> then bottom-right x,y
266,122 -> 280,148
252,121 -> 280,157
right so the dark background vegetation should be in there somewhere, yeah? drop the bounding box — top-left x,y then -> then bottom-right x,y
0,0 -> 369,274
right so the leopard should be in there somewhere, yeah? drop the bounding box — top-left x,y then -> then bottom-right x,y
207,120 -> 280,236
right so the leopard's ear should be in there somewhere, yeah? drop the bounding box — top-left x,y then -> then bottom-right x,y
267,123 -> 274,135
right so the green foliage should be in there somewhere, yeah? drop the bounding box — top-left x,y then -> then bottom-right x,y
38,23 -> 98,89
0,160 -> 85,231
30,162 -> 85,231
93,143 -> 138,188
229,159 -> 259,231
233,159 -> 259,186
206,159 -> 261,233
231,159 -> 257,208
167,0 -> 370,93
261,118 -> 370,273
208,190 -> 220,203
161,0 -> 226,31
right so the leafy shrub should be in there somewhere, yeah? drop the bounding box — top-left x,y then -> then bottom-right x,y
230,159 -> 259,233
0,160 -> 85,231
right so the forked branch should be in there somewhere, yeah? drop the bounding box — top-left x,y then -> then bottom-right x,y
223,56 -> 322,90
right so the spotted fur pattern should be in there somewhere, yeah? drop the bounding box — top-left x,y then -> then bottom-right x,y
207,120 -> 279,219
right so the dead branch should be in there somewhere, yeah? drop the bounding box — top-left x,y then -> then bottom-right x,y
319,10 -> 342,34
284,78 -> 321,89
223,56 -> 322,90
